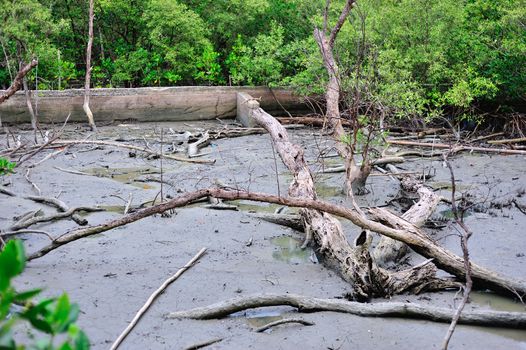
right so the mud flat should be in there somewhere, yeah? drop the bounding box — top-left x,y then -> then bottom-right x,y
2,120 -> 525,349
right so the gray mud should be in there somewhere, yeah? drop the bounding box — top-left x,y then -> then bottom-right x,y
1,120 -> 525,349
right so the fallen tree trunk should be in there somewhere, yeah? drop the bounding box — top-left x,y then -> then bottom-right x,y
166,293 -> 526,329
248,101 -> 451,300
25,187 -> 526,298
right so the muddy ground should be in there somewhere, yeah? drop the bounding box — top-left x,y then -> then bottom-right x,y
1,120 -> 525,349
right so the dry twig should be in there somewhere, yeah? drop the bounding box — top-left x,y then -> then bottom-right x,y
110,248 -> 207,350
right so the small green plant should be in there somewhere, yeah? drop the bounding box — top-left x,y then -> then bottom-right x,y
0,240 -> 90,350
0,158 -> 15,176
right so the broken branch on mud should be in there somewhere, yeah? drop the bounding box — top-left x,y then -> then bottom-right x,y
166,293 -> 526,328
255,318 -> 315,332
110,247 -> 207,350
8,206 -> 102,231
25,187 -> 526,298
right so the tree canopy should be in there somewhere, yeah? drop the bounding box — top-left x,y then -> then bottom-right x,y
0,0 -> 524,119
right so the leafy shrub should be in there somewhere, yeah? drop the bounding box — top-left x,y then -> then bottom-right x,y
0,158 -> 15,176
0,240 -> 89,350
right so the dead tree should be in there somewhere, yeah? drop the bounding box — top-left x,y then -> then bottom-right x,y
83,0 -> 97,131
314,0 -> 371,195
246,100 -> 454,300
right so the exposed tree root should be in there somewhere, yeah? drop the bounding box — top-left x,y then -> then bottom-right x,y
166,293 -> 526,328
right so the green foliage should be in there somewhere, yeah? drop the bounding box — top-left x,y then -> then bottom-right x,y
194,45 -> 225,85
0,158 -> 15,175
0,0 -> 523,119
0,240 -> 89,350
226,23 -> 290,86
143,0 -> 211,84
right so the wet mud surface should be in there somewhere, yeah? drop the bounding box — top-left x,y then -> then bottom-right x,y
1,120 -> 525,349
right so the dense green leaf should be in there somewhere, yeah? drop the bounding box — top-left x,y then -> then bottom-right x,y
0,240 -> 25,291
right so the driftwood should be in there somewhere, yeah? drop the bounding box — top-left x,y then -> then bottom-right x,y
52,139 -> 214,164
255,318 -> 314,332
467,132 -> 505,144
166,293 -> 526,328
26,195 -> 88,226
184,338 -> 224,350
487,137 -> 526,145
248,212 -> 304,232
0,59 -> 38,105
8,206 -> 102,231
248,101 -> 453,299
386,140 -> 526,155
320,156 -> 404,173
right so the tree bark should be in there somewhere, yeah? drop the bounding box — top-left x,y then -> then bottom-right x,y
247,102 -> 454,300
0,59 -> 38,105
22,74 -> 38,131
313,0 -> 371,196
373,176 -> 440,266
83,0 -> 97,131
166,293 -> 526,329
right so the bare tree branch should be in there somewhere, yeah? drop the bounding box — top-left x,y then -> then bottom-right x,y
0,59 -> 38,105
329,0 -> 356,48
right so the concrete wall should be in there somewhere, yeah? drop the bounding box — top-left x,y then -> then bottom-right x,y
0,86 -> 308,124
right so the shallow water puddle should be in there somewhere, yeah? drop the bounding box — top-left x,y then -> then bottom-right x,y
469,291 -> 525,312
83,167 -> 158,189
231,200 -> 282,214
315,182 -> 343,198
271,236 -> 312,264
447,291 -> 526,343
438,209 -> 472,219
232,307 -> 294,330
430,181 -> 473,191
96,205 -> 126,213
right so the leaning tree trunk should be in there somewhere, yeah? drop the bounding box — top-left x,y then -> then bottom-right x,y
313,0 -> 371,196
83,0 -> 97,131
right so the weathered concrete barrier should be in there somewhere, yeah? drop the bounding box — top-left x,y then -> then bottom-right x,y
0,86 -> 308,124
236,92 -> 259,128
